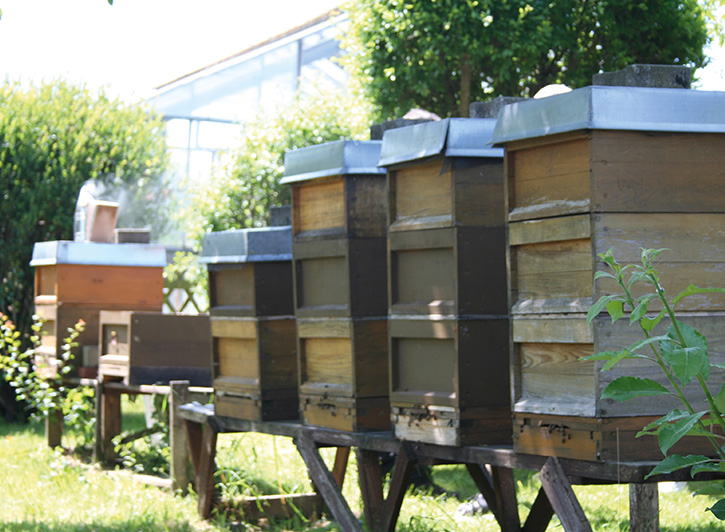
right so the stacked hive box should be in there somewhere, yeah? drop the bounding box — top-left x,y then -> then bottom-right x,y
200,226 -> 298,421
98,311 -> 212,386
379,118 -> 511,446
30,240 -> 165,378
281,140 -> 389,432
491,86 -> 725,461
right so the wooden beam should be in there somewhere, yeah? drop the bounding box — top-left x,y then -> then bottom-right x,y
376,442 -> 416,532
332,446 -> 351,487
523,488 -> 555,532
630,483 -> 659,532
465,464 -> 500,521
99,384 -> 122,462
295,431 -> 364,532
491,465 -> 522,532
539,457 -> 592,532
196,423 -> 218,519
356,449 -> 384,528
169,380 -> 191,494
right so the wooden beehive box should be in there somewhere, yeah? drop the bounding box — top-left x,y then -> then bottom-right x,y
282,140 -> 390,431
98,311 -> 212,386
201,226 -> 298,421
491,85 -> 725,461
30,241 -> 165,378
379,118 -> 511,446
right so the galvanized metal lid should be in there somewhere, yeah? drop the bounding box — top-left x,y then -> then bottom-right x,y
280,140 -> 384,184
30,241 -> 167,267
199,226 -> 292,264
491,86 -> 725,145
378,118 -> 503,167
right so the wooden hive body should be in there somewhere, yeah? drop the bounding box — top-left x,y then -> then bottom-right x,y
30,241 -> 165,378
282,140 -> 390,431
380,118 -> 512,446
98,311 -> 212,386
492,86 -> 725,461
201,227 -> 298,422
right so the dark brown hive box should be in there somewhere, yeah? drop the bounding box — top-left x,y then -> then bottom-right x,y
201,227 -> 298,422
30,241 -> 165,378
491,86 -> 725,461
282,140 -> 390,431
98,311 -> 212,386
379,118 -> 511,446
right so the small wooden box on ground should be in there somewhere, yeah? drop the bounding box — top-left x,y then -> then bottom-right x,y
98,311 -> 212,386
491,85 -> 725,461
30,241 -> 165,378
379,118 -> 511,446
201,226 -> 298,421
282,140 -> 390,431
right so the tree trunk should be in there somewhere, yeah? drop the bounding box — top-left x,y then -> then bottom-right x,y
458,54 -> 472,118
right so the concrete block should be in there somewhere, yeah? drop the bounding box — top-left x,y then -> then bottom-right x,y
593,64 -> 691,89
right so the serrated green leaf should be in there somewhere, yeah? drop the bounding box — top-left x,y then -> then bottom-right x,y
601,350 -> 649,371
707,498 -> 725,520
661,321 -> 709,385
601,376 -> 670,402
606,300 -> 625,323
630,294 -> 658,323
593,270 -> 617,282
673,284 -> 725,309
641,310 -> 665,332
639,409 -> 691,433
587,295 -> 623,325
659,411 -> 707,455
645,454 -> 711,478
580,350 -> 624,362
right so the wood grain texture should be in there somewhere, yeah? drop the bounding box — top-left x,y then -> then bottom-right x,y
294,178 -> 345,235
54,264 -> 163,308
390,161 -> 453,231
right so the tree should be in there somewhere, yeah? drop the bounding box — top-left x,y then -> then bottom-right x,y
186,86 -> 371,246
0,80 -> 169,343
341,0 -> 720,120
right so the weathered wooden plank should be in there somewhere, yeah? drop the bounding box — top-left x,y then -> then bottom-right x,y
513,315 -> 593,344
390,161 -> 453,230
55,264 -> 163,308
509,215 -> 591,246
169,381 -> 191,494
295,431 -> 364,532
209,266 -> 255,310
377,442 -> 416,532
491,466 -> 522,532
539,457 -> 593,532
356,449 -> 384,528
523,488 -> 555,532
629,483 -> 659,532
452,158 -> 505,228
297,318 -> 352,338
295,178 -> 346,235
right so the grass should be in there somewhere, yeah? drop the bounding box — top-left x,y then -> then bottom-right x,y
2,396 -> 725,531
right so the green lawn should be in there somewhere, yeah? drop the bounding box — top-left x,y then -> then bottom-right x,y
1,397 -> 725,531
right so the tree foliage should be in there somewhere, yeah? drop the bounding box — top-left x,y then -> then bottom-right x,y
187,87 -> 371,246
341,0 -> 719,120
0,80 -> 169,341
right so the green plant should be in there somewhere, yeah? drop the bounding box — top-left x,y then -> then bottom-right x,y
114,393 -> 171,476
0,79 -> 169,366
584,248 -> 725,519
0,311 -> 95,451
164,251 -> 209,314
341,0 -> 721,119
186,85 -> 371,247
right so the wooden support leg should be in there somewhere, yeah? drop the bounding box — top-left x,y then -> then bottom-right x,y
190,422 -> 218,520
169,380 -> 191,494
539,457 -> 592,532
99,384 -> 122,462
376,443 -> 416,532
295,431 -> 364,532
523,488 -> 555,532
466,463 -> 521,531
93,380 -> 103,461
356,449 -> 384,528
333,446 -> 351,487
46,407 -> 63,449
630,484 -> 659,532
491,465 -> 522,532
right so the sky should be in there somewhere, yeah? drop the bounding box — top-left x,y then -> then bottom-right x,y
0,0 -> 723,103
0,0 -> 342,102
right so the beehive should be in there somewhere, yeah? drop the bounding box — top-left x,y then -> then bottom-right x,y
201,227 -> 298,421
491,86 -> 725,461
30,241 -> 165,378
379,118 -> 511,446
281,140 -> 390,431
98,311 -> 212,386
